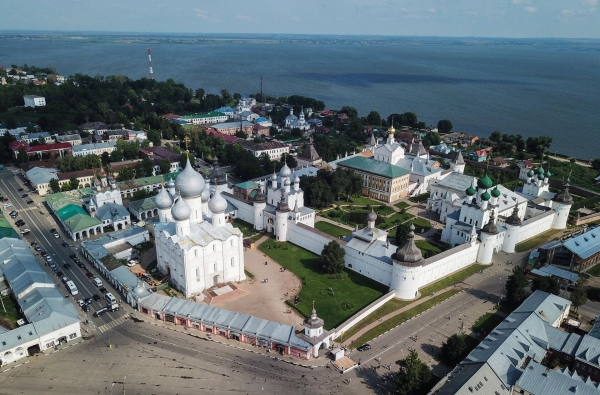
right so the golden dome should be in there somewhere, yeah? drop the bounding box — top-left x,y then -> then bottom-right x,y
388,124 -> 396,134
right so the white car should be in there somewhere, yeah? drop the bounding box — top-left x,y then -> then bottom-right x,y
76,299 -> 85,307
20,229 -> 30,234
53,233 -> 60,238
2,202 -> 12,208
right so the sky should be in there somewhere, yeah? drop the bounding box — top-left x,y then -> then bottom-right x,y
3,0 -> 600,39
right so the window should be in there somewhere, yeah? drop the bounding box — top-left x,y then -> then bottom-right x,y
69,333 -> 77,339
213,245 -> 216,251
214,263 -> 217,271
231,258 -> 234,267
196,268 -> 200,277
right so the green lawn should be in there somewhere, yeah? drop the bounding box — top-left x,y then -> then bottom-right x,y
352,289 -> 461,346
343,205 -> 395,216
244,269 -> 255,280
419,264 -> 488,296
258,238 -> 388,329
232,219 -> 257,238
315,221 -> 352,238
412,217 -> 432,233
588,264 -> 600,276
0,295 -> 20,330
409,192 -> 430,203
415,240 -> 442,257
394,201 -> 411,210
515,229 -> 563,252
377,212 -> 415,230
471,312 -> 506,335
341,196 -> 377,206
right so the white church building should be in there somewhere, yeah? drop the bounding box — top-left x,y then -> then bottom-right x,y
154,158 -> 246,298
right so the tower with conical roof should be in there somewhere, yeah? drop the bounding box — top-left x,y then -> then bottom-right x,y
253,183 -> 266,231
390,223 -> 423,299
450,150 -> 466,174
502,205 -> 522,253
275,192 -> 290,242
551,177 -> 573,229
477,212 -> 498,264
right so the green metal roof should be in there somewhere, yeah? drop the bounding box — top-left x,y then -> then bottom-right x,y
0,218 -> 19,240
235,181 -> 258,190
57,204 -> 87,222
63,213 -> 102,233
129,197 -> 158,212
180,111 -> 226,120
337,156 -> 410,179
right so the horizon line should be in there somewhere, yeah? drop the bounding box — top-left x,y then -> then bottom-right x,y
0,30 -> 599,41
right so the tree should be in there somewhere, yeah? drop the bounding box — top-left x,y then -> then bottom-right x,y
505,266 -> 530,306
16,149 -> 29,164
116,167 -> 135,181
422,132 -> 441,147
101,151 -> 110,167
339,106 -> 358,119
395,223 -> 412,246
280,153 -> 297,170
437,119 -> 453,134
69,177 -> 80,190
141,157 -> 155,177
591,158 -> 600,170
525,136 -> 553,157
179,153 -> 195,169
110,149 -> 123,162
49,178 -> 60,193
158,158 -> 172,175
531,276 -> 560,295
440,334 -> 467,366
570,285 -> 588,312
321,241 -> 345,274
308,179 -> 334,208
132,189 -> 153,200
366,111 -> 381,126
395,350 -> 432,395
489,130 -> 503,143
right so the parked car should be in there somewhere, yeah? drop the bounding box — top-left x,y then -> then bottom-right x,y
93,278 -> 102,287
20,229 -> 30,235
21,194 -> 28,198
69,254 -> 77,260
92,294 -> 101,302
93,308 -> 107,317
77,299 -> 85,307
84,297 -> 93,305
61,276 -> 69,284
62,242 -> 69,247
34,246 -> 42,252
15,220 -> 25,227
99,287 -> 107,294
56,270 -> 64,277
50,228 -> 57,233
26,199 -> 33,204
63,263 -> 72,270
357,344 -> 371,352
2,202 -> 12,208
17,188 -> 23,192
82,304 -> 90,312
40,251 -> 47,257
9,210 -> 17,217
86,272 -> 94,279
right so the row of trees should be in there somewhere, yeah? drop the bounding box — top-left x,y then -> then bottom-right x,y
299,168 -> 362,209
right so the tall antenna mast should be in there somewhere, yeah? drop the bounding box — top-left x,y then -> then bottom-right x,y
147,48 -> 154,80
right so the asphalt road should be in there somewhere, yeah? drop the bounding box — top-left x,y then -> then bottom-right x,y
0,168 -> 127,330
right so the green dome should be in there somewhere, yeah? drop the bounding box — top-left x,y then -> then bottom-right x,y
527,169 -> 534,177
491,186 -> 501,198
477,172 -> 493,190
535,166 -> 544,175
537,173 -> 545,181
545,170 -> 552,178
466,186 -> 476,196
480,191 -> 491,201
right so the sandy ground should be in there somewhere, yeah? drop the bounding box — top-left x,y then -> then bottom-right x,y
209,237 -> 305,329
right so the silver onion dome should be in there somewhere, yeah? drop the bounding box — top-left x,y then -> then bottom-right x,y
280,163 -> 292,178
208,189 -> 228,213
201,177 -> 211,202
155,186 -> 173,209
175,157 -> 205,198
171,197 -> 191,221
284,178 -> 291,186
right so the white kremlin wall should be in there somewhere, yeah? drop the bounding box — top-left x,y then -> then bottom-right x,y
517,210 -> 555,242
417,243 -> 480,289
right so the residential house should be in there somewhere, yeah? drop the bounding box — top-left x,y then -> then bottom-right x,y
518,160 -> 534,180
443,132 -> 479,146
205,128 -> 239,143
491,156 -> 509,168
473,149 -> 487,162
72,142 -> 117,157
56,134 -> 83,146
9,141 -> 72,160
125,130 -> 147,142
25,167 -> 59,196
179,112 -> 228,125
57,168 -> 103,191
212,121 -> 253,136
19,132 -> 53,144
236,140 -> 290,161
213,107 -> 235,118
23,95 -> 46,107
139,146 -> 182,174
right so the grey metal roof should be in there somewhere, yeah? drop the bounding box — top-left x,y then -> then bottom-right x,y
26,167 -> 58,185
82,227 -> 149,261
19,288 -> 79,334
432,362 -> 509,395
96,203 -> 130,222
140,294 -> 312,351
110,266 -> 152,298
575,335 -> 600,368
563,226 -> 600,260
531,265 -> 579,282
435,172 -> 476,193
515,360 -> 600,395
0,324 -> 39,354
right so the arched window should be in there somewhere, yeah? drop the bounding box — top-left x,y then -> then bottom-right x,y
231,257 -> 235,267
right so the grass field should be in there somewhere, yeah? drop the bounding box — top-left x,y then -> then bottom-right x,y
409,192 -> 431,203
244,269 -> 255,280
515,229 -> 562,252
394,201 -> 411,210
415,240 -> 442,257
588,264 -> 600,276
344,205 -> 395,216
0,295 -> 20,330
412,217 -> 432,233
258,238 -> 388,330
471,312 -> 506,335
377,212 -> 415,230
232,219 -> 257,238
352,289 -> 461,346
314,221 -> 352,238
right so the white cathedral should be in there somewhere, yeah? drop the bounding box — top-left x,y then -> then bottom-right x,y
154,157 -> 246,298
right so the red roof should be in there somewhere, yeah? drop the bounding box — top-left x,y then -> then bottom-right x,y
9,141 -> 29,152
161,113 -> 180,120
253,124 -> 269,131
206,128 -> 238,143
28,142 -> 72,153
475,149 -> 487,158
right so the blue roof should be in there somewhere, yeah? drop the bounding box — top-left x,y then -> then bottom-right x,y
563,226 -> 600,259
